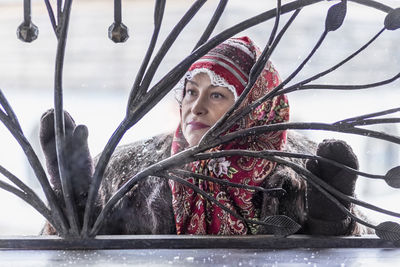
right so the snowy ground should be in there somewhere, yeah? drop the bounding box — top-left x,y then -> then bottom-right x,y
0,0 -> 399,235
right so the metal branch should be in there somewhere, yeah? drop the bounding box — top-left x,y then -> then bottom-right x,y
193,150 -> 383,180
168,169 -> 287,197
294,72 -> 400,91
44,0 -> 58,36
215,122 -> 400,147
194,150 -> 400,225
77,0 -> 397,237
0,111 -> 68,235
349,0 -> 394,13
0,165 -> 60,233
138,1 -> 323,125
0,90 -> 23,133
130,0 -> 207,107
260,156 -> 376,229
23,0 -> 31,24
90,171 -> 298,237
280,27 -> 385,95
114,0 -> 122,24
87,145 -> 201,236
201,8 -> 302,144
192,0 -> 228,51
267,0 -> 282,48
270,154 -> 400,221
334,107 -> 400,125
57,0 -> 62,25
128,0 -> 166,104
215,29 -> 328,137
54,0 -> 79,235
88,114 -> 400,236
344,118 -> 400,127
0,180 -> 65,234
115,2 -> 323,148
162,172 -> 299,233
82,119 -> 131,236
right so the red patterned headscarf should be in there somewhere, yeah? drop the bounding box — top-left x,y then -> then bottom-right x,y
169,36 -> 289,235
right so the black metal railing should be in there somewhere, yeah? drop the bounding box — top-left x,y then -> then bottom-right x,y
0,0 -> 399,241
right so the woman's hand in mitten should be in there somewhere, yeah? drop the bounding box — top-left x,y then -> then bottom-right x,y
40,109 -> 76,192
39,109 -> 93,204
305,139 -> 358,235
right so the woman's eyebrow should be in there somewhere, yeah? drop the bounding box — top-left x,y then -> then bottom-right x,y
186,80 -> 198,86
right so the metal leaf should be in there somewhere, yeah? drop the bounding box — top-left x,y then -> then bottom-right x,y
384,166 -> 400,188
384,8 -> 400,30
263,215 -> 301,237
375,221 -> 400,241
325,1 -> 347,32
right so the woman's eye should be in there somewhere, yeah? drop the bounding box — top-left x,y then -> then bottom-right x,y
185,89 -> 196,97
211,92 -> 224,99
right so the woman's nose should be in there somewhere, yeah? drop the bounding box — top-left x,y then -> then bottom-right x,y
191,95 -> 208,115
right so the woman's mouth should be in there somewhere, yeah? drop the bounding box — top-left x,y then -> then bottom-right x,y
187,121 -> 210,130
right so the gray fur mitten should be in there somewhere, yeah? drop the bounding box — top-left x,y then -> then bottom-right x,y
305,139 -> 358,235
39,109 -> 93,213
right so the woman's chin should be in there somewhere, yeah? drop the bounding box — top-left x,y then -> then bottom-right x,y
186,132 -> 208,147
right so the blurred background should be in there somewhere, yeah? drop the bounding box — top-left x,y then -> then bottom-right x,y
0,0 -> 399,235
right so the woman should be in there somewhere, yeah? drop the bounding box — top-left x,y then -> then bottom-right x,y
40,37 -> 367,236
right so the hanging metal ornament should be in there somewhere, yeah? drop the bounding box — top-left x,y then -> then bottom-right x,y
17,0 -> 39,42
108,0 -> 129,43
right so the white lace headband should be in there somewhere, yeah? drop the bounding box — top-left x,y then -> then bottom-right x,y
174,68 -> 239,103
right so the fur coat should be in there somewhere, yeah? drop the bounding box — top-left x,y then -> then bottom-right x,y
41,130 -> 370,236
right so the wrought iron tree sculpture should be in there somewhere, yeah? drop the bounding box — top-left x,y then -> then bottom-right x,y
1,0 -> 400,240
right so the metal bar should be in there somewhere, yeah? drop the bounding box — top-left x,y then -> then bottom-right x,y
280,28 -> 385,95
202,8 -> 302,144
128,0 -> 166,103
194,150 -> 400,220
0,104 -> 68,235
131,0 -> 207,105
88,145 -> 202,237
54,0 -> 79,235
0,180 -> 59,230
335,107 -> 400,125
344,118 -> 400,127
57,0 -> 62,25
192,0 -> 228,51
217,122 -> 400,147
0,89 -> 23,133
267,0 -> 282,49
44,0 -> 58,36
349,0 -> 394,13
135,2 -> 325,143
0,165 -> 52,215
168,169 -> 286,197
0,235 -> 397,250
216,29 -> 329,136
0,172 -> 60,233
90,171 -> 300,236
194,150 -> 383,180
23,0 -> 31,24
193,150 -> 400,231
114,1 -> 323,154
114,0 -> 122,24
89,120 -> 400,237
84,0 -> 207,236
82,119 -> 131,237
296,72 -> 400,90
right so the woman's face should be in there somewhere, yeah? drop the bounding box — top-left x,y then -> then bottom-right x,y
181,72 -> 235,147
